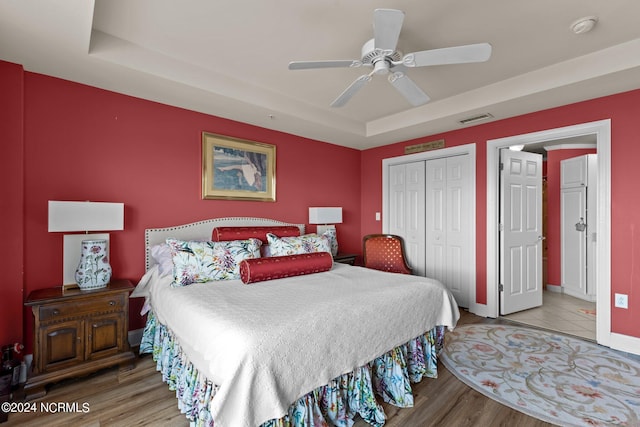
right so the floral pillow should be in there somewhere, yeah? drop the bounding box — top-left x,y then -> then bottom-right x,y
166,238 -> 262,286
266,233 -> 331,256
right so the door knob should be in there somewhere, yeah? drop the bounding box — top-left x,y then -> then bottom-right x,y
537,235 -> 546,241
575,217 -> 586,232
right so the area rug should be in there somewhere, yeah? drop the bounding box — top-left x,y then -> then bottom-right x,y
440,324 -> 640,426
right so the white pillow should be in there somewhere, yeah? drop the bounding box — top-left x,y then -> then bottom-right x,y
150,244 -> 173,276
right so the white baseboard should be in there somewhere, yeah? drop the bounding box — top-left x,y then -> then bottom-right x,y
550,285 -> 596,302
128,328 -> 144,348
469,302 -> 493,318
609,332 -> 640,356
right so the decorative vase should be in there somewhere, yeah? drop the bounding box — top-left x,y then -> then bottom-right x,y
75,239 -> 111,289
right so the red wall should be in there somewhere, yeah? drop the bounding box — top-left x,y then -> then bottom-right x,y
4,66 -> 362,351
361,89 -> 640,339
0,61 -> 24,347
546,148 -> 597,288
4,58 -> 640,348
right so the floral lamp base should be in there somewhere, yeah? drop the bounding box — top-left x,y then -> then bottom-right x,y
318,226 -> 338,256
75,239 -> 112,289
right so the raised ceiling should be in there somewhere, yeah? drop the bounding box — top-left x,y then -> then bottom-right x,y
1,0 -> 640,150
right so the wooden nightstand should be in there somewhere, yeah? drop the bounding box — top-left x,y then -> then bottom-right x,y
334,253 -> 357,265
24,279 -> 136,399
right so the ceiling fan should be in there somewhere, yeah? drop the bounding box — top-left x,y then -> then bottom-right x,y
288,8 -> 492,108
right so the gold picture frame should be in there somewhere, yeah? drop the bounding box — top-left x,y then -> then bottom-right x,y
202,132 -> 276,201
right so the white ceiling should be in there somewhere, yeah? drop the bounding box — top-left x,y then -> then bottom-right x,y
2,0 -> 640,150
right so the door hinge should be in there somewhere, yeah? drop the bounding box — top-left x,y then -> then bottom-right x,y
499,162 -> 504,171
499,283 -> 504,292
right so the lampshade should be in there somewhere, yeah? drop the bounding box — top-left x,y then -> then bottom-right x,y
309,207 -> 343,224
48,201 -> 124,232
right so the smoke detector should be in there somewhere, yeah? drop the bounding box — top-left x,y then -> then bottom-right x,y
571,16 -> 598,34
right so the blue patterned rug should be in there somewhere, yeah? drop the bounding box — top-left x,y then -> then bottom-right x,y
440,324 -> 640,426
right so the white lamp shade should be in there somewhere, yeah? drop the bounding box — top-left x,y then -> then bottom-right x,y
309,207 -> 343,224
48,201 -> 124,232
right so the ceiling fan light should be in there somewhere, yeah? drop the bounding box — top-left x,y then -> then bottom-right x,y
373,60 -> 390,75
571,16 -> 598,34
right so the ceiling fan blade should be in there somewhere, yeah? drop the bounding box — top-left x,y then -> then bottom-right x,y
388,72 -> 430,106
373,9 -> 404,53
289,60 -> 362,70
330,74 -> 372,107
403,43 -> 492,67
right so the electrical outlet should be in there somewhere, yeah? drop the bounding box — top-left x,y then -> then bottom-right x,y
614,293 -> 628,309
375,212 -> 381,221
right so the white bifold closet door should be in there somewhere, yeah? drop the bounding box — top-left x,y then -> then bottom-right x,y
425,156 -> 472,307
388,154 -> 472,307
389,162 -> 426,275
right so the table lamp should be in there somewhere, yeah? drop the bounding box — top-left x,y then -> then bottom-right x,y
309,207 -> 342,256
48,201 -> 124,290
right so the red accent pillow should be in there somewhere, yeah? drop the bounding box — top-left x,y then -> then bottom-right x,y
212,226 -> 300,244
239,252 -> 333,284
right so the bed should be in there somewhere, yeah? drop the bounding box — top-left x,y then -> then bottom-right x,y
134,217 -> 460,427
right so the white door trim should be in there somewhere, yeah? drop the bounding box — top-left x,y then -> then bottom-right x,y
382,143 -> 476,308
484,119 -> 613,348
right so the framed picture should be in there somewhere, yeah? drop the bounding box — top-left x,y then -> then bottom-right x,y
202,132 -> 276,201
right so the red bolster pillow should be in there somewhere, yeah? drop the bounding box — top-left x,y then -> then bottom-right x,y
212,226 -> 300,244
239,252 -> 333,284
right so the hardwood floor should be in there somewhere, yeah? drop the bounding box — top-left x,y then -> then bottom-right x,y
354,311 -> 551,427
7,310 -> 551,426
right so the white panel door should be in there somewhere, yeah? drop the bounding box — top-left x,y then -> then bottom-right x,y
425,158 -> 446,287
500,149 -> 543,315
425,155 -> 471,307
389,162 -> 425,275
389,164 -> 406,234
561,156 -> 588,188
561,186 -> 587,298
445,156 -> 470,307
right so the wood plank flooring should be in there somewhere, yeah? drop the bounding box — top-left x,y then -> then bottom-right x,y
7,310 -> 551,426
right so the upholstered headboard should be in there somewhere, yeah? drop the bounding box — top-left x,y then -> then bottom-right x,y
144,217 -> 305,271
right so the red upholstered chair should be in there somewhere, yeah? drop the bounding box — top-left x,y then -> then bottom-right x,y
362,234 -> 413,275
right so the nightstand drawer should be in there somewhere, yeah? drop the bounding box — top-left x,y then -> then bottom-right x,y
39,293 -> 125,321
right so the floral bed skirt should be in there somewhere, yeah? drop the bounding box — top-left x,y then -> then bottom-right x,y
140,311 -> 446,426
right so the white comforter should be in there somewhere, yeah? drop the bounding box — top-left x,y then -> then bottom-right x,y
134,263 -> 459,427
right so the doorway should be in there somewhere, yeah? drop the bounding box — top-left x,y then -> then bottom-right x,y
501,144 -> 597,340
483,119 -> 611,347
